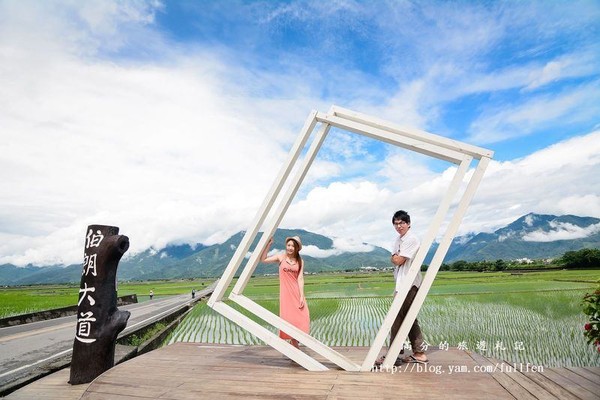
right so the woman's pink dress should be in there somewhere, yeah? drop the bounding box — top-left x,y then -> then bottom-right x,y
279,258 -> 310,339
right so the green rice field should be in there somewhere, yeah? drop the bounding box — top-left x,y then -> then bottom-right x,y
0,279 -> 213,318
2,270 -> 599,367
166,270 -> 600,367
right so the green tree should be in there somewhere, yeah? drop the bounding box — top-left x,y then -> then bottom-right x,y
493,259 -> 507,271
450,260 -> 468,271
560,248 -> 600,269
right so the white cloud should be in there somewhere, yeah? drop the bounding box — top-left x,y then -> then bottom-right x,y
302,237 -> 374,258
266,237 -> 376,259
1,0 -> 600,268
458,131 -> 600,236
524,215 -> 535,227
523,222 -> 600,242
0,0 -> 164,60
0,1 -> 317,266
555,194 -> 600,217
526,61 -> 563,90
0,53 -> 301,264
455,48 -> 600,96
467,82 -> 600,144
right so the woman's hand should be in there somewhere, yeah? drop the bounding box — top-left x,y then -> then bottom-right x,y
260,237 -> 276,263
299,297 -> 305,309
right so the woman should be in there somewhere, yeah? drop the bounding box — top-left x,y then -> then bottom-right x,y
260,235 -> 309,349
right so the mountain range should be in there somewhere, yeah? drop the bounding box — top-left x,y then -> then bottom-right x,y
1,213 -> 598,286
428,213 -> 600,262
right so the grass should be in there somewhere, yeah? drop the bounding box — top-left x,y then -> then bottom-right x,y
0,278 -> 213,318
0,285 -> 79,318
121,322 -> 168,347
238,269 -> 600,299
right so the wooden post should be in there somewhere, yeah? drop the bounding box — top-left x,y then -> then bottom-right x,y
69,225 -> 130,385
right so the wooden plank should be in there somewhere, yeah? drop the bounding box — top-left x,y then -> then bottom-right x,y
499,369 -> 558,400
85,380 -> 172,398
539,368 -> 599,400
329,105 -> 494,159
175,380 -> 331,396
328,376 -> 509,399
82,344 -> 517,399
521,370 -> 580,400
26,344 -> 600,400
5,369 -> 88,400
550,367 -> 600,395
486,357 -> 558,400
467,352 -> 533,399
583,367 -> 600,378
315,112 -> 464,163
161,391 -> 321,400
567,367 -> 600,387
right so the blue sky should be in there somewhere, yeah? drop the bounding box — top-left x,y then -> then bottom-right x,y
0,0 -> 599,266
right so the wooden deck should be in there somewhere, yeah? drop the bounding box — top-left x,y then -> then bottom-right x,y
6,343 -> 600,399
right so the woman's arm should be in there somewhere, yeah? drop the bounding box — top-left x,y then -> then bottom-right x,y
260,237 -> 282,263
298,260 -> 306,308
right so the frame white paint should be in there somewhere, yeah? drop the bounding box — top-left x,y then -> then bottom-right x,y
208,106 -> 493,371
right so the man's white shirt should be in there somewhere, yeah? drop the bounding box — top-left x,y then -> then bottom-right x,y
392,229 -> 422,293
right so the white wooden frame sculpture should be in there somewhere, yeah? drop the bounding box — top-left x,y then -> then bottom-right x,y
207,106 -> 493,371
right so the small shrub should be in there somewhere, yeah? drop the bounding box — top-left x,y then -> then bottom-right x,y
582,286 -> 600,352
124,322 -> 168,346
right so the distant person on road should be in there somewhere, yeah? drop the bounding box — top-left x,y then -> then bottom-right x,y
375,210 -> 428,367
149,290 -> 154,300
192,289 -> 196,299
260,235 -> 309,349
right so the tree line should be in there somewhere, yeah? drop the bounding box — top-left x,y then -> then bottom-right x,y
427,248 -> 600,272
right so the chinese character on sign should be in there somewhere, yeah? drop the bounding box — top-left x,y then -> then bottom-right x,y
78,282 -> 96,306
438,340 -> 449,351
419,340 -> 430,352
76,311 -> 97,343
476,340 -> 488,352
403,340 -> 412,351
82,253 -> 98,276
494,341 -> 507,351
85,229 -> 105,249
457,341 -> 468,351
514,341 -> 525,351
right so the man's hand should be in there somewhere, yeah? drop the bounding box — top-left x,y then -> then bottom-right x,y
391,253 -> 406,266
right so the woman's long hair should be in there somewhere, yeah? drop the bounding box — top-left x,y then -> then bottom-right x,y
287,238 -> 303,273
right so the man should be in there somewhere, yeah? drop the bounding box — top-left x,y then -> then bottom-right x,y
375,210 -> 428,366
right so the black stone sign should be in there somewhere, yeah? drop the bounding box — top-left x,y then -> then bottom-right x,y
69,225 -> 131,385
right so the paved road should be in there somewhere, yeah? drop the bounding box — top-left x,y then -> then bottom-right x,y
0,292 -> 203,390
